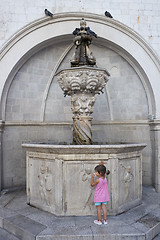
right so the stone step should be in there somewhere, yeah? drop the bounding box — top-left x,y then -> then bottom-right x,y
3,214 -> 46,240
0,187 -> 159,240
0,227 -> 20,240
154,234 -> 160,240
2,213 -> 160,240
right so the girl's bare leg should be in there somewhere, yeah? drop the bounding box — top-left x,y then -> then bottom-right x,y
102,204 -> 107,221
96,205 -> 102,221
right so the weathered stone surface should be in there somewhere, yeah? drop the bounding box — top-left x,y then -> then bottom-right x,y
23,143 -> 146,216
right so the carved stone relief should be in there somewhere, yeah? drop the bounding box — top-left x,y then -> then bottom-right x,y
57,68 -> 109,96
80,167 -> 95,211
56,67 -> 109,144
38,161 -> 52,206
120,163 -> 134,201
71,93 -> 95,116
24,143 -> 145,216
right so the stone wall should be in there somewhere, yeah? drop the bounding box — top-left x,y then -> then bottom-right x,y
0,0 -> 160,56
0,1 -> 160,190
2,41 -> 152,187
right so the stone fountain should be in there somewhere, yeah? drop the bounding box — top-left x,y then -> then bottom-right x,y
22,19 -> 146,216
56,18 -> 110,145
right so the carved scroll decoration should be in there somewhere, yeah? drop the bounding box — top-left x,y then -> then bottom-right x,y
57,68 -> 109,96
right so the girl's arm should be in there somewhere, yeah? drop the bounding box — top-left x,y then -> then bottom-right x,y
90,173 -> 99,187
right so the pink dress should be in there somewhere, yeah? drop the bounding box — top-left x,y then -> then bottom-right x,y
94,177 -> 110,202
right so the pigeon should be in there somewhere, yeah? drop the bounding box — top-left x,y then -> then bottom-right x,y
86,27 -> 97,38
72,27 -> 97,38
105,11 -> 113,18
73,28 -> 80,35
44,9 -> 53,17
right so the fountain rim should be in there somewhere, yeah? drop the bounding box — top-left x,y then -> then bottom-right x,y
55,66 -> 110,77
22,142 -> 147,154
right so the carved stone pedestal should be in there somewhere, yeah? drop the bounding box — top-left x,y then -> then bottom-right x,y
23,143 -> 146,216
56,67 -> 110,144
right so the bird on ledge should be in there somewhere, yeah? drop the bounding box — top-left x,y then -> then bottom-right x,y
105,11 -> 113,18
44,9 -> 53,17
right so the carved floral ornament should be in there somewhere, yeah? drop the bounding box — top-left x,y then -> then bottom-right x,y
56,67 -> 110,96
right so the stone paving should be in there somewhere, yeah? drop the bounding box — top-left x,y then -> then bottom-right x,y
0,186 -> 160,240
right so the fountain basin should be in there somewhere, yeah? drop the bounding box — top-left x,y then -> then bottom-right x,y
56,66 -> 110,96
22,143 -> 146,216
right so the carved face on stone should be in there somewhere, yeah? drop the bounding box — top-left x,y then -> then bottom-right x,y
71,94 -> 95,116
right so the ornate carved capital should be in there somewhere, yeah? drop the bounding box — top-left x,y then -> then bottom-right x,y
56,67 -> 110,96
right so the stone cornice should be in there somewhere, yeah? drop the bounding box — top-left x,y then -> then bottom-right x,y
3,120 -> 149,126
149,120 -> 160,131
0,120 -> 5,132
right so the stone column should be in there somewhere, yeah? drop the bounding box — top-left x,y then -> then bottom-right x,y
71,93 -> 95,144
56,67 -> 110,144
150,120 -> 160,193
0,121 -> 4,191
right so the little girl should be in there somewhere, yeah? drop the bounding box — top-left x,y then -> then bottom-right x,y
90,162 -> 110,225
